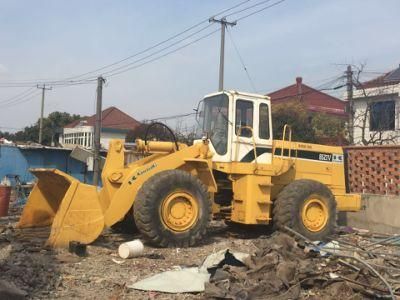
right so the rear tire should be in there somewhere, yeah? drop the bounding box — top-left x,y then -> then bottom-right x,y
273,179 -> 336,241
133,170 -> 211,247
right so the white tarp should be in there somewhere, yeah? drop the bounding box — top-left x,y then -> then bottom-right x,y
128,249 -> 249,293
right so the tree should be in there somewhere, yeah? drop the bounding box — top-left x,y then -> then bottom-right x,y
272,101 -> 346,144
4,111 -> 82,146
311,113 -> 347,144
272,101 -> 316,143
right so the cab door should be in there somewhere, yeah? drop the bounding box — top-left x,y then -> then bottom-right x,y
231,96 -> 273,164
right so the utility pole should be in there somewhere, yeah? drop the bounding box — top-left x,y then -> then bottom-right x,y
346,65 -> 354,144
92,76 -> 105,186
37,84 -> 52,144
209,17 -> 236,91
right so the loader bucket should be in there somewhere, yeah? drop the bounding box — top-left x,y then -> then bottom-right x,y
17,169 -> 104,247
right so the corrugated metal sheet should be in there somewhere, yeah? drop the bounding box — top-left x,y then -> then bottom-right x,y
0,145 -> 93,184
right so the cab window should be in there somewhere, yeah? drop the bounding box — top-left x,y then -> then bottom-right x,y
259,103 -> 270,139
235,100 -> 253,137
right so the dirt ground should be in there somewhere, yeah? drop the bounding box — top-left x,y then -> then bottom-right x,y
0,217 -> 266,300
1,212 -> 399,300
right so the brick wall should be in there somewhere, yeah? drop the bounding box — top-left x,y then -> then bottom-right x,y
345,145 -> 400,196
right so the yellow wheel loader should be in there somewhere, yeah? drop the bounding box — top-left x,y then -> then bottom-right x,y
17,91 -> 361,248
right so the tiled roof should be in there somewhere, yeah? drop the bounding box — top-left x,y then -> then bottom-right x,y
65,107 -> 140,130
357,65 -> 400,89
268,78 -> 347,117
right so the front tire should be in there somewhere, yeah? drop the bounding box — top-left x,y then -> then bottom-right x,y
133,170 -> 211,247
273,179 -> 336,241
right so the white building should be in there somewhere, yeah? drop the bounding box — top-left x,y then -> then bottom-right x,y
59,106 -> 140,149
352,65 -> 400,145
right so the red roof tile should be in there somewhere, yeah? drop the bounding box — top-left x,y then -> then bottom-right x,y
65,107 -> 140,130
268,78 -> 347,118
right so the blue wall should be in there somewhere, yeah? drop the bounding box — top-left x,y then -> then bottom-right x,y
0,145 -> 94,185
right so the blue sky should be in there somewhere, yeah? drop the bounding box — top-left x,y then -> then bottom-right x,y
0,0 -> 399,131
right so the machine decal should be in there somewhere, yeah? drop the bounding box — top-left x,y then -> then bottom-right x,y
240,147 -> 344,163
128,163 -> 157,184
240,147 -> 272,162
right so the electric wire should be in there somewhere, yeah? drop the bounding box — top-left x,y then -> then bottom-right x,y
0,87 -> 36,104
225,0 -> 273,18
0,0 -> 285,86
0,79 -> 97,88
0,0 -> 286,87
236,0 -> 287,21
100,24 -> 214,77
104,28 -> 220,78
60,0 -> 251,81
0,0 -> 289,114
102,0 -> 287,79
0,0 -> 251,85
0,89 -> 39,107
0,91 -> 42,109
226,27 -> 258,93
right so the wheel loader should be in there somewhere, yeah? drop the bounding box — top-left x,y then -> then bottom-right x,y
17,90 -> 361,248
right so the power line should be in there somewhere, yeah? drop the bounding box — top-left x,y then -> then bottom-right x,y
0,91 -> 42,108
0,89 -> 39,107
0,0 -> 287,86
105,29 -> 220,78
0,78 -> 97,88
100,24 -> 214,77
62,0 -> 251,81
236,0 -> 287,21
0,0 -> 251,86
0,87 -> 36,104
225,0 -> 273,18
103,0 -> 287,80
226,27 -> 257,93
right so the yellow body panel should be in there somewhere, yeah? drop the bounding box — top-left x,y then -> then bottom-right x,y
230,174 -> 272,224
215,140 -> 360,224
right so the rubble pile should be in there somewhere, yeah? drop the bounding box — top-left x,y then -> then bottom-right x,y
1,210 -> 399,299
0,222 -> 60,298
205,232 -> 400,299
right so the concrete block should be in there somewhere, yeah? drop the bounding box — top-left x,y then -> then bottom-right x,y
339,194 -> 400,234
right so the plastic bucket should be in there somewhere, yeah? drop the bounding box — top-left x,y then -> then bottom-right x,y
118,240 -> 144,259
0,185 -> 11,217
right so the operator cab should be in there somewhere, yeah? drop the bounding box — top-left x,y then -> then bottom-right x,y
197,91 -> 273,163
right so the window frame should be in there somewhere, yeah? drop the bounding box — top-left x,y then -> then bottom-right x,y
259,102 -> 271,140
235,99 -> 254,138
369,100 -> 395,132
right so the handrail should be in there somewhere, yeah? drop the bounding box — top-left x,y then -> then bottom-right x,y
281,124 -> 292,159
235,126 -> 258,170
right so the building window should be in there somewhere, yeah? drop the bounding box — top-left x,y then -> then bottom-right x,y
369,100 -> 395,131
235,100 -> 253,137
259,103 -> 270,139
